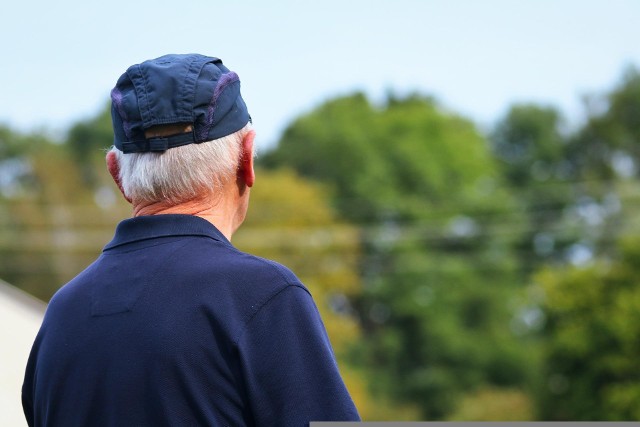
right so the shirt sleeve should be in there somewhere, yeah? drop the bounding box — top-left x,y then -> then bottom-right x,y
22,375 -> 34,427
22,332 -> 39,427
236,284 -> 360,425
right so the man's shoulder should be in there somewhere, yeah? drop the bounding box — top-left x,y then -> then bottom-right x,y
232,250 -> 302,287
181,236 -> 309,299
178,240 -> 313,338
185,236 -> 297,279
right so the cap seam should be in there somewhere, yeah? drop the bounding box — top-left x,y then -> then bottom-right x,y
183,55 -> 203,124
139,65 -> 155,125
200,73 -> 240,141
111,88 -> 132,141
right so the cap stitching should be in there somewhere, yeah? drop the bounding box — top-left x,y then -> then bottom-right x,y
138,65 -> 155,124
199,72 -> 239,141
180,55 -> 201,124
110,88 -> 132,141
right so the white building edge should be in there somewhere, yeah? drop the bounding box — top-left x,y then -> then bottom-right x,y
0,279 -> 45,427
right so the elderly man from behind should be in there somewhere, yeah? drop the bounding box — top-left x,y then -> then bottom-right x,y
22,53 -> 360,426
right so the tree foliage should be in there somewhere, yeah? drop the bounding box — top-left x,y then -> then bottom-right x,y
568,67 -> 640,182
489,105 -> 580,272
66,104 -> 113,186
263,93 -> 502,221
527,66 -> 640,421
262,93 -> 532,419
535,238 -> 640,420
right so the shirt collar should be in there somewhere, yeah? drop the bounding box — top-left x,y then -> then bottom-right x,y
104,214 -> 231,250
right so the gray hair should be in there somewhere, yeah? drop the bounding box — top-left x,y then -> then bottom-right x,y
110,124 -> 252,205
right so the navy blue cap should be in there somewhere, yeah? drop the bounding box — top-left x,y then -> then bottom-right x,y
110,54 -> 251,153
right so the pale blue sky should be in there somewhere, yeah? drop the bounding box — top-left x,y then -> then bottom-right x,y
2,0 -> 639,147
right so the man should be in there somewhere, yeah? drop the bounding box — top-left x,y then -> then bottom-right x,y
22,53 -> 360,426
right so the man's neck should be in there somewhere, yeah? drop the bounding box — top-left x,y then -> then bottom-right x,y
132,194 -> 239,241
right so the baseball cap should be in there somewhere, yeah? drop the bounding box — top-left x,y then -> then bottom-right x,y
110,54 -> 251,154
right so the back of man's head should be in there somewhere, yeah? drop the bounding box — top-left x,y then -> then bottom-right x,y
108,54 -> 252,205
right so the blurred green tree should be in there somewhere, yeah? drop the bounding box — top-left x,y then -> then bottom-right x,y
530,66 -> 640,421
563,67 -> 640,260
491,105 -> 567,188
66,103 -> 113,186
534,237 -> 640,420
0,126 -> 58,300
567,67 -> 640,182
490,68 -> 640,273
0,125 -> 130,300
262,93 -> 534,419
489,105 -> 578,272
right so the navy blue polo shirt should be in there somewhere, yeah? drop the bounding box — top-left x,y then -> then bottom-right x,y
22,214 -> 359,426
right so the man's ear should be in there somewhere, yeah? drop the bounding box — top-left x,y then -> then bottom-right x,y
106,150 -> 132,204
239,130 -> 256,188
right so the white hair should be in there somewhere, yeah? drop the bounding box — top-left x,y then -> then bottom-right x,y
110,124 -> 252,206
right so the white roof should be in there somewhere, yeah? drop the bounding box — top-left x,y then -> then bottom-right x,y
0,279 -> 46,427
